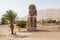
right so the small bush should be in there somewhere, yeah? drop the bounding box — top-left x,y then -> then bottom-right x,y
1,17 -> 8,24
16,21 -> 27,28
47,20 -> 56,23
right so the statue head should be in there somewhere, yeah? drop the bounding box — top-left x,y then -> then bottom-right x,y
29,4 -> 37,16
29,4 -> 36,10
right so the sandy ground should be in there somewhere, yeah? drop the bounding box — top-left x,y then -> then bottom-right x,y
37,24 -> 60,31
0,25 -> 60,40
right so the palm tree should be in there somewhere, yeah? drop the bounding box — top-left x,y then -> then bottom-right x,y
4,10 -> 17,34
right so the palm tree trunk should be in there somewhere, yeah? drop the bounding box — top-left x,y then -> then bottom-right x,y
10,23 -> 14,34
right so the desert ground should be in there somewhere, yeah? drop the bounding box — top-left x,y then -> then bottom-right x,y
0,25 -> 60,40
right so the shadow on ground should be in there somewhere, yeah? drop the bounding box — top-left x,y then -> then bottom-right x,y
28,30 -> 51,32
12,34 -> 29,38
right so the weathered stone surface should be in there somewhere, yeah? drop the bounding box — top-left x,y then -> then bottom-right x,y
27,4 -> 37,30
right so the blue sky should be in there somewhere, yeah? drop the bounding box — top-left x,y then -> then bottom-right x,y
0,0 -> 60,19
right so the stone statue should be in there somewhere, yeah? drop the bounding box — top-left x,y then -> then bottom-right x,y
27,4 -> 37,30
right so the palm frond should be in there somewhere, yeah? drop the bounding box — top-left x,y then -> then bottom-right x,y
4,10 -> 17,23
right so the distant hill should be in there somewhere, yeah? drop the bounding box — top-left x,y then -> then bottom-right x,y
18,8 -> 60,21
37,8 -> 60,21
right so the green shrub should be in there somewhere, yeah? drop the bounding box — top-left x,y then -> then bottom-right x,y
47,20 -> 56,23
1,17 -> 8,24
16,21 -> 27,28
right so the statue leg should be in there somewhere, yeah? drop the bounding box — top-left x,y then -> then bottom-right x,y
32,17 -> 37,29
27,17 -> 32,28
